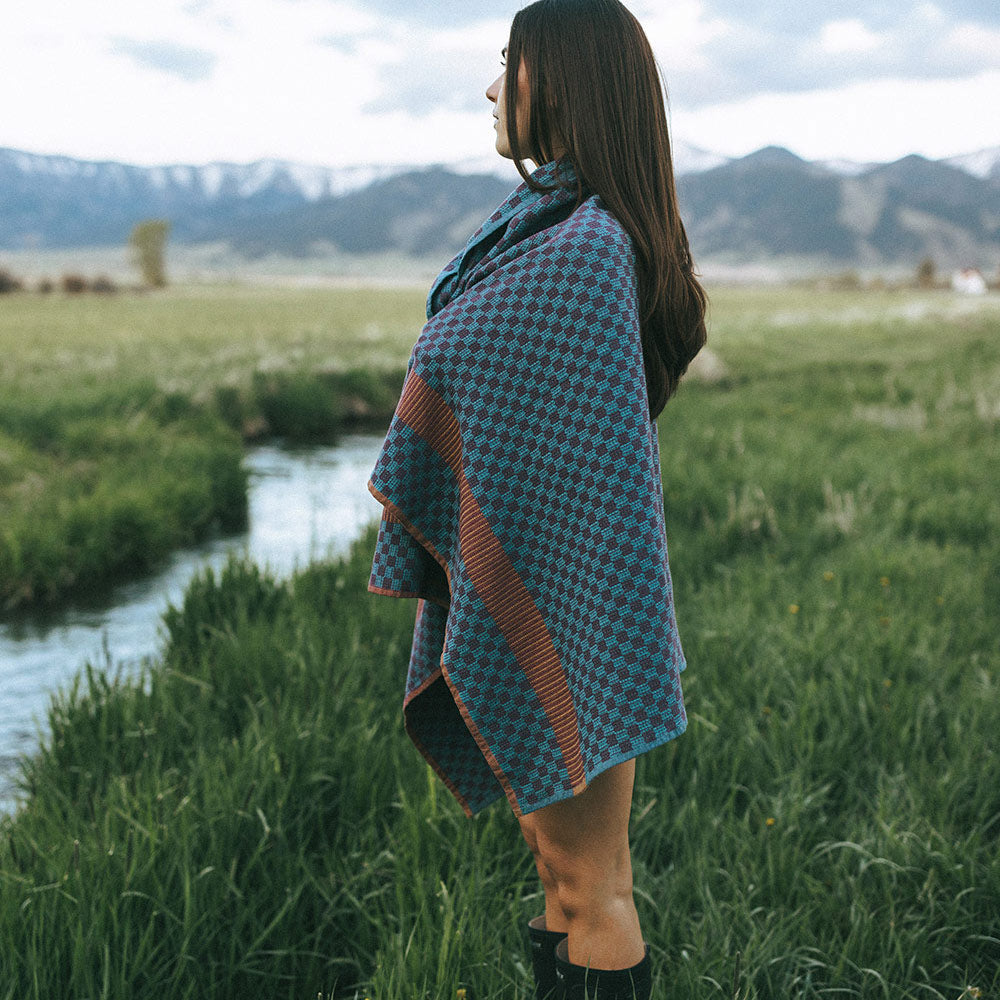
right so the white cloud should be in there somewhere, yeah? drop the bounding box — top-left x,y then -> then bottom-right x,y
360,17 -> 512,114
672,70 -> 1000,163
914,2 -> 948,27
632,0 -> 732,75
0,0 -> 997,167
0,0 -> 389,164
945,21 -> 1000,61
662,4 -> 1000,108
340,0 -> 521,28
818,19 -> 882,55
110,38 -> 218,81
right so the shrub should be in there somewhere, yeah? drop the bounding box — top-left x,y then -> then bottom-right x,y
61,274 -> 88,294
213,384 -> 247,433
251,370 -> 344,443
0,268 -> 24,293
90,275 -> 117,294
321,367 -> 405,425
824,270 -> 862,291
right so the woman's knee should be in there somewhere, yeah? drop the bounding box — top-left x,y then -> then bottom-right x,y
519,761 -> 637,913
520,815 -> 560,893
535,830 -> 633,917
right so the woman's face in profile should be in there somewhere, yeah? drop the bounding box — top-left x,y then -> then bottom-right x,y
486,48 -> 529,161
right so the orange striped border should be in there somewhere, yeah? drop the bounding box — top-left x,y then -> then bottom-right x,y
387,369 -> 586,803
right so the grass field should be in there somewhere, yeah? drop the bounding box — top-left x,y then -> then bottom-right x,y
0,286 -> 417,611
0,283 -> 998,998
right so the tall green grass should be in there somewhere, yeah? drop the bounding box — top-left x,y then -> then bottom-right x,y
0,287 -> 414,611
0,383 -> 248,610
0,286 -> 997,998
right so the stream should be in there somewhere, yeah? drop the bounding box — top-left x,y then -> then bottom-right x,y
0,433 -> 386,815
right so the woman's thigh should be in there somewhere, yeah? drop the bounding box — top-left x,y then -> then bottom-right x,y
518,758 -> 636,869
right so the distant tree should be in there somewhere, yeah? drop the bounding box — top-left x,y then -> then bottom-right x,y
0,269 -> 24,293
36,277 -> 54,294
91,275 -> 118,294
61,273 -> 87,294
828,270 -> 862,291
129,219 -> 170,288
916,256 -> 936,289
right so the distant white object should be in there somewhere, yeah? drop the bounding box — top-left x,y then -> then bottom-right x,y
952,268 -> 988,295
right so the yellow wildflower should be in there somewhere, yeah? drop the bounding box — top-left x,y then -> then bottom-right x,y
789,604 -> 800,615
823,571 -> 835,581
880,576 -> 890,587
765,817 -> 775,827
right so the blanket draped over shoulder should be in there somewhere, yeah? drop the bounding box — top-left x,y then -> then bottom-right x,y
367,157 -> 687,817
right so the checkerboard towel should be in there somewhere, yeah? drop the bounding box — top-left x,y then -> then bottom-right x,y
367,157 -> 687,817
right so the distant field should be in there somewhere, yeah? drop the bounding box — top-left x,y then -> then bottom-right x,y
0,232 -> 954,290
3,280 -> 996,394
0,244 -> 447,289
0,282 -> 998,998
0,282 -> 426,395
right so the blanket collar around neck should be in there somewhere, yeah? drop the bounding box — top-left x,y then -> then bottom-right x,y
427,156 -> 584,317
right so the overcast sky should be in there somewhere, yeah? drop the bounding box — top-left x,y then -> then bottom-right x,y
2,0 -> 998,168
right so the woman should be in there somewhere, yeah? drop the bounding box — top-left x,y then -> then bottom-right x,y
366,1 -> 706,997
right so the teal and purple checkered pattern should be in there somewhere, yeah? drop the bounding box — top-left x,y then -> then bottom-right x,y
367,157 -> 687,817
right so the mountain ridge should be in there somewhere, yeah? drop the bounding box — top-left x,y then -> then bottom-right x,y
2,144 -> 998,269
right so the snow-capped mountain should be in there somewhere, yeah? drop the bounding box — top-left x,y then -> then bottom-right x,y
944,146 -> 1000,181
818,158 -> 878,177
1,143 -> 997,268
2,147 -> 406,203
0,147 -> 416,248
417,140 -> 727,182
671,142 -> 731,175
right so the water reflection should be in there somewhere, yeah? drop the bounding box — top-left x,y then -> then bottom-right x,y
0,434 -> 385,814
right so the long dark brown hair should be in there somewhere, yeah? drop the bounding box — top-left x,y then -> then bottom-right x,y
505,0 -> 706,419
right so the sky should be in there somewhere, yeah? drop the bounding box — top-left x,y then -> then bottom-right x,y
1,0 -> 998,169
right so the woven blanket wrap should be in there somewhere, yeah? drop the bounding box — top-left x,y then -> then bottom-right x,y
366,158 -> 687,818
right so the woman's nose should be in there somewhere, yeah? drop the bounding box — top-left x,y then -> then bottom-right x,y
486,73 -> 502,103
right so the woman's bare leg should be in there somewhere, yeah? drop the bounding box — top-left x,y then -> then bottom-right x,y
521,831 -> 570,935
517,758 -> 645,969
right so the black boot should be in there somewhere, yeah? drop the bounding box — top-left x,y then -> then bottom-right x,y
553,937 -> 652,1000
527,915 -> 568,999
